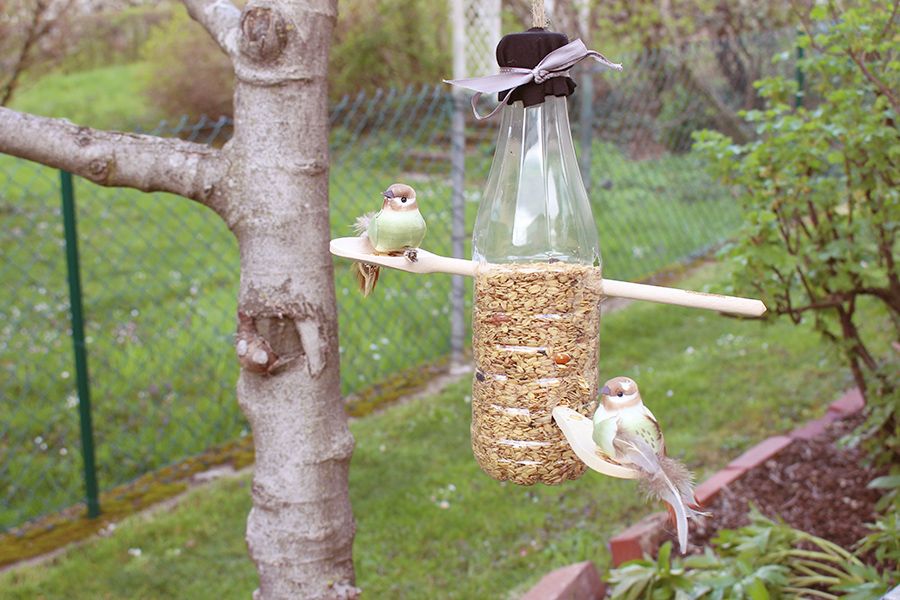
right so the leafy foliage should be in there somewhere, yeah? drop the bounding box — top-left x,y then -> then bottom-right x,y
330,0 -> 450,101
588,0 -> 792,54
855,472 -> 900,569
607,509 -> 895,599
693,0 -> 899,464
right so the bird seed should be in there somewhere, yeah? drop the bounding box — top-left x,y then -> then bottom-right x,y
471,262 -> 603,485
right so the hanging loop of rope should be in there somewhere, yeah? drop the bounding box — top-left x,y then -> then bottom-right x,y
532,0 -> 546,28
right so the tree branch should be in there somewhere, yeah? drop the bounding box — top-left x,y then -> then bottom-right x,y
847,50 -> 900,115
1,0 -> 52,106
183,0 -> 241,58
0,107 -> 230,215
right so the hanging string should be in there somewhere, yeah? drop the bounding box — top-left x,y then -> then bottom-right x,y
532,0 -> 546,28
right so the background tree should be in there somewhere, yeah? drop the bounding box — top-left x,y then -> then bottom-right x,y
0,0 -> 74,106
560,0 -> 796,147
694,0 -> 898,463
0,0 -> 358,598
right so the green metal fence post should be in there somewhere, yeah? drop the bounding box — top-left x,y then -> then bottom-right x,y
60,170 -> 100,519
795,31 -> 805,109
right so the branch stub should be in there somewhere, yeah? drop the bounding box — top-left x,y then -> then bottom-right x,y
240,7 -> 288,63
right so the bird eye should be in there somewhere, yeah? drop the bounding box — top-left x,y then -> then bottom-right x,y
617,391 -> 624,397
400,197 -> 407,203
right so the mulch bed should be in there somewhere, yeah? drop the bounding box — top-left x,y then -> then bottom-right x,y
671,415 -> 888,555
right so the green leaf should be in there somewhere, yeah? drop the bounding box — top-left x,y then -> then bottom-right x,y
746,578 -> 770,600
658,541 -> 673,575
866,474 -> 900,489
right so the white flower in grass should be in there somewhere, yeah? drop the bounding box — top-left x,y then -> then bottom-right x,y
128,548 -> 142,558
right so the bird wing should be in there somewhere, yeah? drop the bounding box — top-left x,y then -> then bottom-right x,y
371,210 -> 426,252
642,405 -> 665,454
417,212 -> 427,246
592,416 -> 618,457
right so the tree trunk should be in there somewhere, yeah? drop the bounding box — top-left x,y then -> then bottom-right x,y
227,2 -> 357,598
0,0 -> 358,597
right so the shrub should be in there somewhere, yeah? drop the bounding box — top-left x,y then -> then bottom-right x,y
329,0 -> 450,100
693,0 -> 898,465
140,7 -> 233,119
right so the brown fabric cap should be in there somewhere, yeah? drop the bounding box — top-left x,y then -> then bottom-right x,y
497,28 -> 577,107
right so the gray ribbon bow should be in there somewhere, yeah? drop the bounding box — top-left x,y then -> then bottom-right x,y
444,39 -> 623,120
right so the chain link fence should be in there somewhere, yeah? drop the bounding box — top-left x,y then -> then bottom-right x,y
0,32 -> 798,534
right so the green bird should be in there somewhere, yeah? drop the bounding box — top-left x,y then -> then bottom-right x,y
353,183 -> 427,297
593,376 -> 705,554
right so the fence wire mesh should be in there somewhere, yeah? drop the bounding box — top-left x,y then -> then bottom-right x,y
0,33 -> 797,531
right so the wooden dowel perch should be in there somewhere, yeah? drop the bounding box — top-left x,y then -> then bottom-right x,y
329,237 -> 767,317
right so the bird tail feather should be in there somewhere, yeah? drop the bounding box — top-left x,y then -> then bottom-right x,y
354,262 -> 380,298
614,434 -> 705,554
353,212 -> 376,237
352,212 -> 380,297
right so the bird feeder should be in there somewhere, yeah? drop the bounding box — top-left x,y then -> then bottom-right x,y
469,29 -> 606,485
330,28 -> 765,486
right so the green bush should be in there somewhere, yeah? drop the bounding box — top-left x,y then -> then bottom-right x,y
330,0 -> 451,100
140,8 -> 234,119
693,0 -> 899,465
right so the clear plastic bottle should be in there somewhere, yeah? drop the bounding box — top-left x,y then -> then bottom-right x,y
471,34 -> 603,485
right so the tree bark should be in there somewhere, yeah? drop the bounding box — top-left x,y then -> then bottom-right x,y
183,0 -> 242,57
0,0 -> 356,597
0,108 -> 228,212
225,2 -> 356,597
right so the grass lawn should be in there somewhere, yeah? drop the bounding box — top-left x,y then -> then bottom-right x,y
1,262 -> 891,599
10,63 -> 159,131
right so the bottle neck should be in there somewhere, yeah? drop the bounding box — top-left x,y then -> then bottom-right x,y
473,96 -> 600,266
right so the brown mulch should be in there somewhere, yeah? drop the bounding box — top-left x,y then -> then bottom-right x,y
674,415 -> 888,555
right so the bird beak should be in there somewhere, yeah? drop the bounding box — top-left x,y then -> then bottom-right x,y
382,188 -> 394,199
601,386 -> 611,396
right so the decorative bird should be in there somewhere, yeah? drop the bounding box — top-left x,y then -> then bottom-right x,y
352,183 -> 427,297
592,376 -> 705,553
